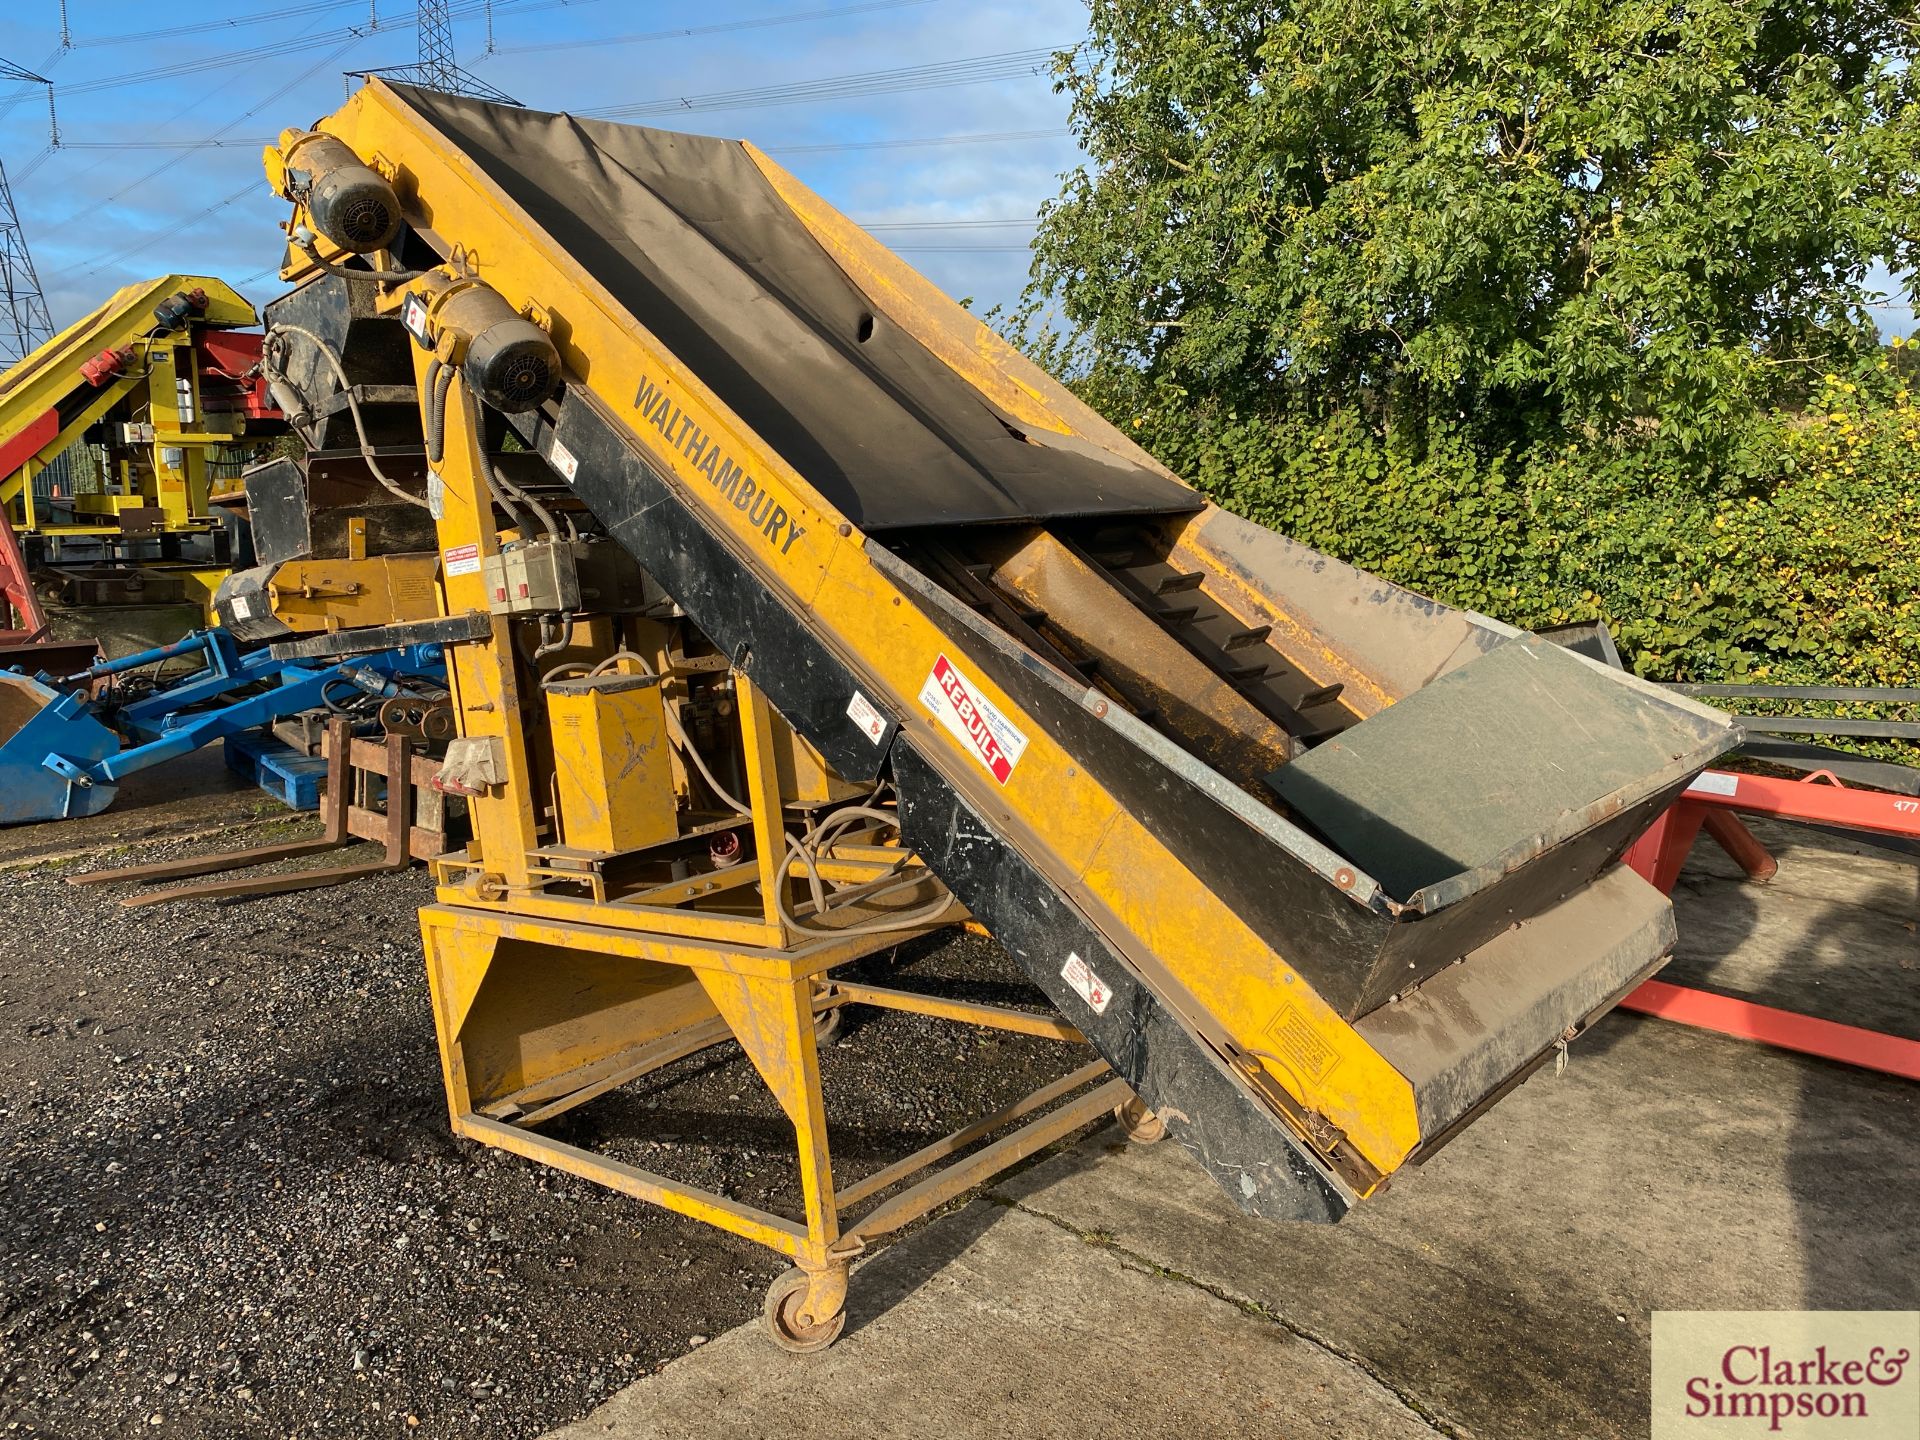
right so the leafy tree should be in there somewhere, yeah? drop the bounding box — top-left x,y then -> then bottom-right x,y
1022,0 -> 1920,457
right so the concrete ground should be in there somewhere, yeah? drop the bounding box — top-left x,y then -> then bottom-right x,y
545,817 -> 1918,1440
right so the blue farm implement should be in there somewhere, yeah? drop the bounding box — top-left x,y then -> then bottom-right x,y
0,628 -> 443,824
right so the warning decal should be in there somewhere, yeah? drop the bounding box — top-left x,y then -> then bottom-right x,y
846,690 -> 887,746
1061,953 -> 1111,1015
546,437 -> 580,484
443,542 -> 482,578
919,653 -> 1028,784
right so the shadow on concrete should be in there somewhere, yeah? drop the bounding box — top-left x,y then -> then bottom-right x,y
838,1197 -> 1010,1342
1595,814 -> 1919,1300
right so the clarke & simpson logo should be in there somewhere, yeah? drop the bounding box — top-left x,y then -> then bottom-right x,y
1653,1312 -> 1919,1438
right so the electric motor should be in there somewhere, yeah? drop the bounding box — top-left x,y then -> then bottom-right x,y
279,131 -> 403,254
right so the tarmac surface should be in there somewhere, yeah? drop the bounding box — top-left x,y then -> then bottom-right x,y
546,816 -> 1919,1440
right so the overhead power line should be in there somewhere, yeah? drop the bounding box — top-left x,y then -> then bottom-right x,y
54,24 -> 390,98
583,45 -> 1070,119
858,218 -> 1037,230
73,181 -> 261,282
36,33 -> 368,248
73,0 -> 376,48
53,138 -> 278,152
48,128 -> 1064,158
0,42 -> 66,123
69,0 -> 565,50
490,0 -> 939,57
764,127 -> 1066,155
10,147 -> 56,184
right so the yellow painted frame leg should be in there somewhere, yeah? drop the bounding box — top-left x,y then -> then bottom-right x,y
420,914 -> 499,1128
694,965 -> 850,1325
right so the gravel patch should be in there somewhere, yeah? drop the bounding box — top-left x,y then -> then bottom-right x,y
0,826 -> 1078,1438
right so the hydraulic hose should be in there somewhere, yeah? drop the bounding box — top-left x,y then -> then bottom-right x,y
264,323 -> 429,510
296,238 -> 425,286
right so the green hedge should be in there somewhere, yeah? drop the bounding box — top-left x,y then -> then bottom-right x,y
1104,344 -> 1920,692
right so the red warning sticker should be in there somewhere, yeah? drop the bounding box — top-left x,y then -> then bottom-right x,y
443,542 -> 481,578
919,653 -> 1028,784
1061,952 -> 1111,1015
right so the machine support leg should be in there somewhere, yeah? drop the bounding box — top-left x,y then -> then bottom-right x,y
692,966 -> 852,1349
1700,808 -> 1778,883
1623,804 -> 1706,894
735,674 -> 791,941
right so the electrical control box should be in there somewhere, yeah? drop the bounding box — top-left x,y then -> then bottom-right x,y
484,539 -> 580,615
545,672 -> 679,854
482,537 -> 675,617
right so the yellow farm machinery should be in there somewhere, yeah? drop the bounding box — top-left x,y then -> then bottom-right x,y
165,82 -> 1740,1349
0,275 -> 285,660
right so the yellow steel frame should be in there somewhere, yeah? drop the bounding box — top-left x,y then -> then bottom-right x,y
291,84 -> 1428,1187
1,275 -> 259,540
421,902 -> 1126,1335
406,315 -> 1139,1339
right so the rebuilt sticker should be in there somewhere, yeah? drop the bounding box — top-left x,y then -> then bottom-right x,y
919,653 -> 1028,784
1060,953 -> 1111,1015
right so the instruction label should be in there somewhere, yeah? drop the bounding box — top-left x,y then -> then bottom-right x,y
846,690 -> 887,746
443,542 -> 482,578
1264,1001 -> 1341,1086
919,653 -> 1027,784
1061,953 -> 1111,1015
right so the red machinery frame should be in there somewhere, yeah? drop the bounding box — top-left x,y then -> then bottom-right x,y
1622,769 -> 1920,1082
1,407 -> 59,648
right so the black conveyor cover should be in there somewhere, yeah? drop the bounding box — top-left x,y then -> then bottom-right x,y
387,84 -> 1199,532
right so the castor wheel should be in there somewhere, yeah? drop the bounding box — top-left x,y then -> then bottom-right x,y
1114,1095 -> 1167,1145
763,1267 -> 847,1354
812,1006 -> 844,1044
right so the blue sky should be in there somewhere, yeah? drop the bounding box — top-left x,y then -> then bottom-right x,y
2,3 -> 1910,343
0,0 -> 1090,331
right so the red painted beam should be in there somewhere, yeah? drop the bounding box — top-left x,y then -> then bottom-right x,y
0,500 -> 45,640
1621,979 -> 1920,1083
0,406 -> 59,484
1623,770 -> 1920,1082
1679,768 -> 1920,838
